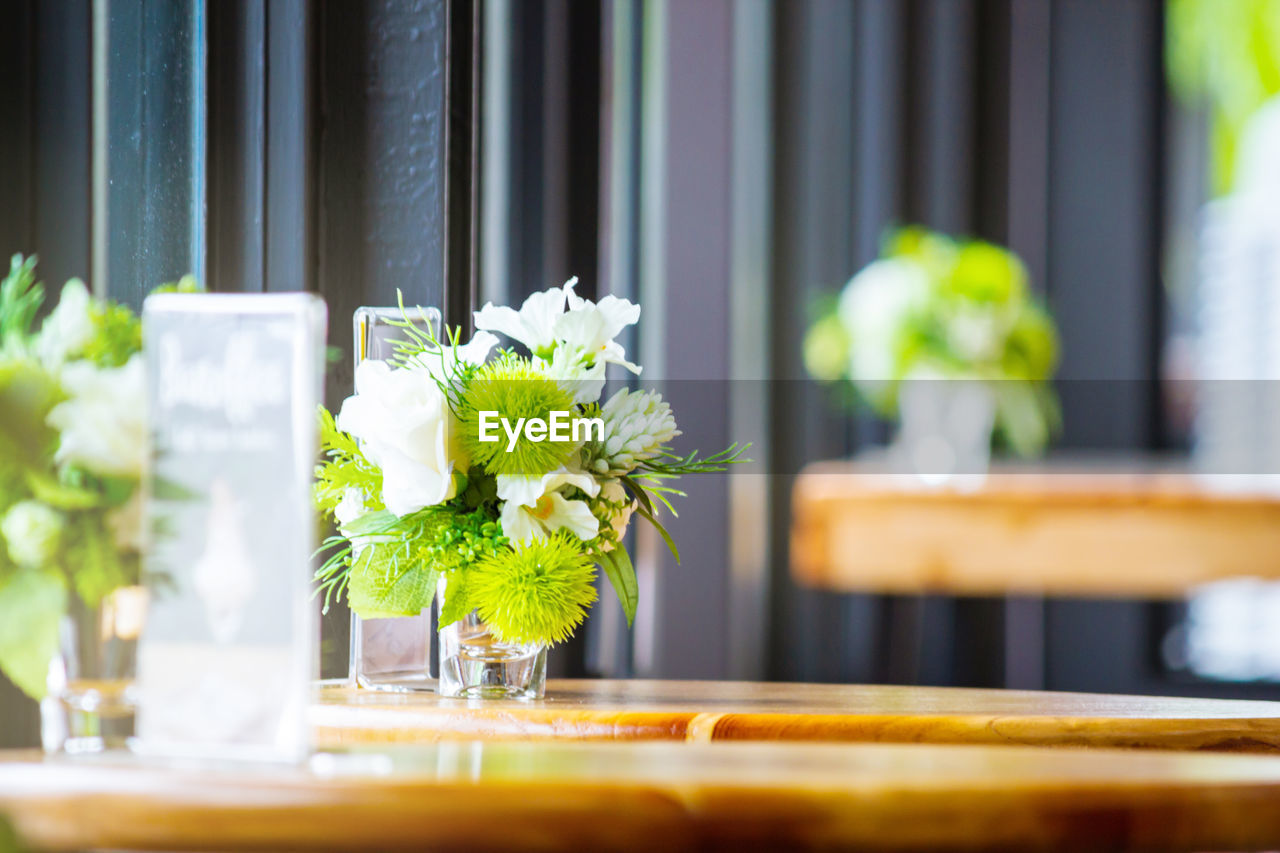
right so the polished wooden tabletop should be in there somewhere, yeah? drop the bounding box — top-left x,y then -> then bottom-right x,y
312,679 -> 1280,752
791,458 -> 1280,597
6,742 -> 1280,851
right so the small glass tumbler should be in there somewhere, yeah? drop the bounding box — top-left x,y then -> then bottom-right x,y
437,581 -> 547,700
43,586 -> 149,754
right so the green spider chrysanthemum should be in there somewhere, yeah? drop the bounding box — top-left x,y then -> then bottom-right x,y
468,533 -> 598,646
456,355 -> 578,476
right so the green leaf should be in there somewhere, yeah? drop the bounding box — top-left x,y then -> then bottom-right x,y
0,569 -> 66,700
634,501 -> 681,564
437,571 -> 472,628
150,475 -> 200,502
343,510 -> 401,537
23,470 -> 105,511
347,544 -> 438,618
599,546 -> 638,627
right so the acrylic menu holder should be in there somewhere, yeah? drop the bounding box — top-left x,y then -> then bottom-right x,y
135,293 -> 326,762
348,306 -> 441,692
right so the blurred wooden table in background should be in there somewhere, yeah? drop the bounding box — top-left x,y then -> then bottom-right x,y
791,459 -> 1280,597
312,679 -> 1280,752
7,742 -> 1280,851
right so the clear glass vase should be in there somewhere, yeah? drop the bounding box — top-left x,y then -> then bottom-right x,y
42,586 -> 148,754
893,379 -> 996,489
343,304 -> 441,693
349,611 -> 436,691
437,593 -> 547,700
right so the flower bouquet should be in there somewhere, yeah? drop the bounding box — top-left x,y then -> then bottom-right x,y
804,227 -> 1060,477
316,279 -> 744,698
0,256 -> 183,749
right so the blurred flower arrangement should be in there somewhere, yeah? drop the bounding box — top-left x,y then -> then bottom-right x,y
315,279 -> 745,650
804,226 -> 1060,457
0,256 -> 159,698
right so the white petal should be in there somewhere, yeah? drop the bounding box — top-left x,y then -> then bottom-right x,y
456,330 -> 500,366
500,500 -> 544,545
544,494 -> 599,541
544,469 -> 601,498
496,474 -> 547,508
474,304 -> 535,348
378,443 -> 456,516
594,294 -> 641,339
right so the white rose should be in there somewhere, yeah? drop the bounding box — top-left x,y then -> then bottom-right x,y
337,360 -> 466,518
35,280 -> 95,369
46,354 -> 147,479
1,500 -> 65,569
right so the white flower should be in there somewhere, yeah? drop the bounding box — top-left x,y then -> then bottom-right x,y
497,467 -> 600,545
1,501 -> 65,569
474,284 -> 572,358
35,280 -> 95,369
337,360 -> 465,518
474,278 -> 642,396
588,389 -> 680,476
47,354 -> 147,479
554,285 -> 642,374
837,258 -> 930,394
541,343 -> 607,405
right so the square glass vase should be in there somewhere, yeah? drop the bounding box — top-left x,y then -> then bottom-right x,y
344,305 -> 442,692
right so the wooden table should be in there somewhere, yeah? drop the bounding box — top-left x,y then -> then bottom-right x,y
791,459 -> 1280,597
7,742 -> 1280,851
312,679 -> 1280,752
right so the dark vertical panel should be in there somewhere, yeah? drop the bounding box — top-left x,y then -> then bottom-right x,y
1005,0 -> 1051,289
564,2 -> 601,296
32,0 -> 92,288
852,0 -> 907,264
0,1 -> 35,263
644,0 -> 734,679
506,0 -> 545,298
207,0 -> 266,293
1047,0 -> 1162,445
264,0 -> 314,294
915,0 -> 976,235
501,0 -> 601,307
103,0 -> 202,308
444,0 -> 480,332
315,0 -> 447,403
1043,0 -> 1166,693
769,0 -> 874,682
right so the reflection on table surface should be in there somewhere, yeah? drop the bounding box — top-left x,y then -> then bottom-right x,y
6,741 -> 1280,851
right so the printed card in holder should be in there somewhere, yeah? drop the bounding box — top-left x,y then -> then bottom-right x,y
137,293 -> 326,761
348,305 -> 442,692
